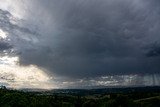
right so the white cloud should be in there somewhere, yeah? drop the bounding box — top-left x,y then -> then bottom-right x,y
0,29 -> 8,39
0,56 -> 55,89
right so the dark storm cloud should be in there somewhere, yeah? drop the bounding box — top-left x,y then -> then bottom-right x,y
0,41 -> 12,51
146,42 -> 160,57
2,0 -> 160,79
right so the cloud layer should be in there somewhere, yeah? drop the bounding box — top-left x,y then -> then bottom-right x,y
18,0 -> 160,78
1,0 -> 160,88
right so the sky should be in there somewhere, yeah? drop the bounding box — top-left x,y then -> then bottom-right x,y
0,0 -> 160,89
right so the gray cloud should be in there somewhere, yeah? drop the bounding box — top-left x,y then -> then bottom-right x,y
1,0 -> 160,80
0,8 -> 40,56
0,9 -> 37,35
146,42 -> 160,57
0,41 -> 12,51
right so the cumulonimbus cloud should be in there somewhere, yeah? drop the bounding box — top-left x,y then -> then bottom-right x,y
1,0 -> 160,80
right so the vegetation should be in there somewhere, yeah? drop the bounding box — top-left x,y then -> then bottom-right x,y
0,87 -> 160,107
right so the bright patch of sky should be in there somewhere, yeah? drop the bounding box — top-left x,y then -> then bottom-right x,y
0,29 -> 7,39
0,55 -> 55,89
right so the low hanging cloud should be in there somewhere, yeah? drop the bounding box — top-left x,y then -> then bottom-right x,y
1,0 -> 160,81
